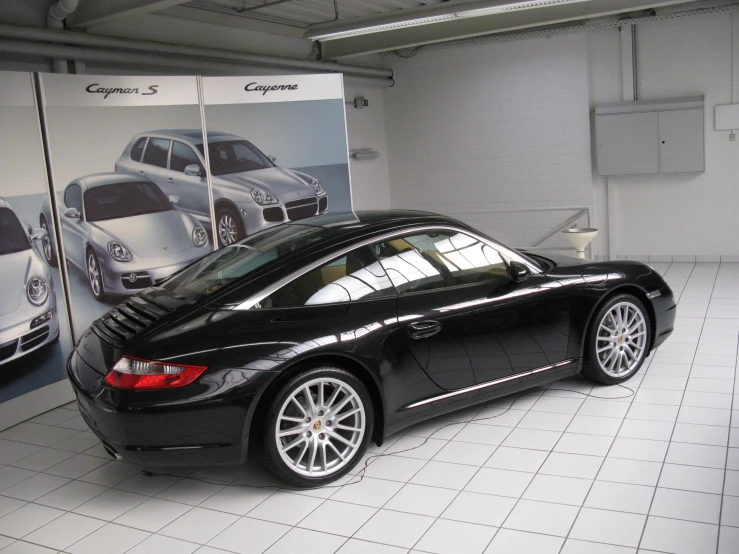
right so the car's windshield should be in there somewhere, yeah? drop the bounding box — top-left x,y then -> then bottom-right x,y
85,182 -> 173,222
199,140 -> 273,175
0,207 -> 30,255
160,224 -> 334,301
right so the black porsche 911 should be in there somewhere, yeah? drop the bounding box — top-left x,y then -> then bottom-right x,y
68,210 -> 676,487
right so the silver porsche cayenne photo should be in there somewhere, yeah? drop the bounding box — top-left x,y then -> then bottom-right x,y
0,197 -> 59,366
39,173 -> 212,301
115,130 -> 329,247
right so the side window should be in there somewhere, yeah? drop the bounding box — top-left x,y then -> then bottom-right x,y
373,230 -> 508,294
130,137 -> 147,162
257,246 -> 395,308
170,141 -> 201,173
142,138 -> 170,168
64,184 -> 82,213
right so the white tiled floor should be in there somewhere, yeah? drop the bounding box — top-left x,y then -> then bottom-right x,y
1,262 -> 738,554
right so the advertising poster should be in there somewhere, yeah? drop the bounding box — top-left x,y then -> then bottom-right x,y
0,71 -> 74,422
201,74 -> 352,247
38,74 -> 214,338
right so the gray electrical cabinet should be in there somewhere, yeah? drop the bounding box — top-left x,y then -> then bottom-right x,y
594,97 -> 704,176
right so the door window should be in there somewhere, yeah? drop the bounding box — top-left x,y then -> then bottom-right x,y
64,184 -> 83,213
256,246 -> 395,308
130,137 -> 147,162
373,230 -> 508,294
142,138 -> 170,168
170,141 -> 201,173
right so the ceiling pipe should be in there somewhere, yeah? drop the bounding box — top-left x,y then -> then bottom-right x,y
0,39 -> 393,87
47,0 -> 80,73
0,22 -> 392,81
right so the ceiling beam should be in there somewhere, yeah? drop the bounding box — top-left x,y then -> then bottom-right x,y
68,0 -> 191,29
318,0 -> 702,58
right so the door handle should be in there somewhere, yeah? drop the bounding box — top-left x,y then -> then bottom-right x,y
407,320 -> 442,339
139,171 -> 146,175
167,178 -> 174,182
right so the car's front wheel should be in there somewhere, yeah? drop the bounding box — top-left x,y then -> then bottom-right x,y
582,294 -> 651,385
86,249 -> 107,302
40,215 -> 58,267
262,367 -> 374,488
216,205 -> 245,248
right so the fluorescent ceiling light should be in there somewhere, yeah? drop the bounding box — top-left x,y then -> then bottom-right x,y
311,0 -> 592,41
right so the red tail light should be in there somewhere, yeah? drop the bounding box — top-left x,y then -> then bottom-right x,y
103,356 -> 207,390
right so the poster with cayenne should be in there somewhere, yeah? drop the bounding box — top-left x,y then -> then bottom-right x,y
37,74 -> 213,340
0,71 -> 74,425
200,74 -> 352,247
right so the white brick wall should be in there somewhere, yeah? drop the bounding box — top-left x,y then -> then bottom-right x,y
378,11 -> 739,259
381,33 -> 594,250
598,11 -> 739,258
344,83 -> 392,211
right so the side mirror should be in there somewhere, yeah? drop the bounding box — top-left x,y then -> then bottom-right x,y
508,261 -> 531,283
184,164 -> 202,177
168,194 -> 180,204
64,207 -> 80,219
30,228 -> 48,242
267,154 -> 277,164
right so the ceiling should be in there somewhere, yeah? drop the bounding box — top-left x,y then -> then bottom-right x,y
67,0 -> 736,58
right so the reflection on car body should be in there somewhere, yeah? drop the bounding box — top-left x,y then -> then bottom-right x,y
40,173 -> 211,301
0,198 -> 59,366
115,130 -> 328,247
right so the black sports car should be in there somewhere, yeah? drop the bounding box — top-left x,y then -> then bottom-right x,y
68,211 -> 676,487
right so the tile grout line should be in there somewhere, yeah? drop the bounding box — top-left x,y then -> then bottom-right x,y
715,329 -> 739,554
554,349 -> 644,551
635,261 -> 715,551
404,389 -> 545,552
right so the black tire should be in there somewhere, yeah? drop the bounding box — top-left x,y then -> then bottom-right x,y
215,205 -> 245,248
261,366 -> 374,488
86,248 -> 107,302
40,215 -> 58,267
582,293 -> 651,385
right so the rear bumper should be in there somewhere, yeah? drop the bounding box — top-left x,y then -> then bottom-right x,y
67,349 -> 264,466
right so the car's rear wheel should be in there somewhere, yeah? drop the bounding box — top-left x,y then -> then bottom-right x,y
86,249 -> 107,302
216,205 -> 245,248
262,367 -> 374,488
40,215 -> 58,267
582,294 -> 651,385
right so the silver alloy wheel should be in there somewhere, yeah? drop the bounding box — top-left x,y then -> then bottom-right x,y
596,301 -> 647,377
87,252 -> 102,297
217,213 -> 238,246
41,220 -> 52,262
275,377 -> 366,477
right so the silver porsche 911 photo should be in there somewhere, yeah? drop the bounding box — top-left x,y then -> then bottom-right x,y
40,173 -> 212,302
0,197 -> 59,366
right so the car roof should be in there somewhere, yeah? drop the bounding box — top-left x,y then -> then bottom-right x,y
140,129 -> 241,144
73,173 -> 152,189
293,210 -> 452,231
275,210 -> 462,258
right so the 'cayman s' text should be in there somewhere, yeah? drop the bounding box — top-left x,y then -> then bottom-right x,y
86,84 -> 159,99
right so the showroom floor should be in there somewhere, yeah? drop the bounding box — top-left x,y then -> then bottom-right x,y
0,262 -> 738,554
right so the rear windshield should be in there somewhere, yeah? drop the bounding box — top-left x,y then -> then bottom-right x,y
160,224 -> 334,301
85,182 -> 173,222
0,207 -> 30,255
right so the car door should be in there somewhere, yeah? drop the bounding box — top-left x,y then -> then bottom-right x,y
138,137 -> 171,192
372,229 -> 570,390
60,183 -> 86,268
168,141 -> 209,223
